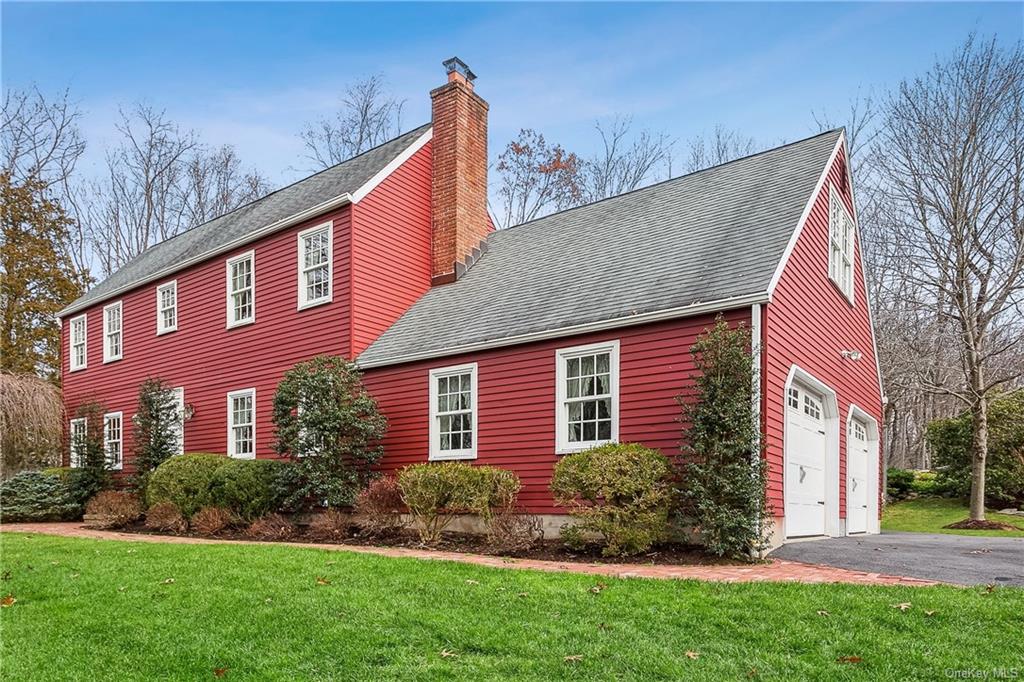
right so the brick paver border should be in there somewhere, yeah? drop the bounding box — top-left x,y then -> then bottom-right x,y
0,522 -> 943,587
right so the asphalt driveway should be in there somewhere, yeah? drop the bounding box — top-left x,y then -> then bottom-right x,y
770,532 -> 1024,586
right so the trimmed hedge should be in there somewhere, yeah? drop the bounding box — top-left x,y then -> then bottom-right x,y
209,459 -> 291,521
0,471 -> 81,522
551,443 -> 673,557
145,454 -> 226,517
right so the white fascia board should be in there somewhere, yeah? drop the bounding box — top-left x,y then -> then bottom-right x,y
351,127 -> 433,203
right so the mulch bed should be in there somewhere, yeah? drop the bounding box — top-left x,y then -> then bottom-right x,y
943,518 -> 1023,531
115,522 -> 745,567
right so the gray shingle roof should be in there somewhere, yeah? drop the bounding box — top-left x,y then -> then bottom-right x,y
61,123 -> 432,316
358,129 -> 842,368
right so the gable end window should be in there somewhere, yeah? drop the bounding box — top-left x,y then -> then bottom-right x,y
227,388 -> 256,459
69,314 -> 88,371
555,340 -> 620,454
69,417 -> 87,467
298,223 -> 333,309
103,301 -> 123,363
103,412 -> 123,470
828,185 -> 855,303
226,251 -> 255,328
428,363 -> 478,460
156,281 -> 178,334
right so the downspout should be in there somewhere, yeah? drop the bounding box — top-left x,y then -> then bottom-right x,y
750,303 -> 764,560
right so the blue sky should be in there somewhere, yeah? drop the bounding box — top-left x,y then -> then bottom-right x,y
4,2 -> 1022,186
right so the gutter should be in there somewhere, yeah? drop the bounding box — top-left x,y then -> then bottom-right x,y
58,192 -> 356,318
356,292 -> 769,369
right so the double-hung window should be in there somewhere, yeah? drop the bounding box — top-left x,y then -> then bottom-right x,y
555,341 -> 619,454
226,251 -> 255,327
298,223 -> 332,309
227,389 -> 256,459
156,281 -> 177,334
103,412 -> 123,470
103,301 -> 123,362
69,314 -> 87,371
69,418 -> 87,467
828,186 -> 855,302
428,363 -> 477,460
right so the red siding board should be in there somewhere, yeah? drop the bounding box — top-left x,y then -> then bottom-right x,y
350,143 -> 433,356
763,143 -> 884,520
61,206 -> 354,474
364,310 -> 750,514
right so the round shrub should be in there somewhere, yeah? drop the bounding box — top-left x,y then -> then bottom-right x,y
886,468 -> 915,501
144,501 -> 187,533
146,453 -> 226,517
398,462 -> 521,544
209,459 -> 293,521
247,513 -> 295,541
84,490 -> 143,529
0,470 -> 80,522
190,506 -> 235,535
353,477 -> 406,537
550,443 -> 673,557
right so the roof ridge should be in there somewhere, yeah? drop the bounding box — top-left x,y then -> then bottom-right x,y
499,127 -> 844,234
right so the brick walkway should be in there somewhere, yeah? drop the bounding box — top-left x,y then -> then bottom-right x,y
0,522 -> 941,587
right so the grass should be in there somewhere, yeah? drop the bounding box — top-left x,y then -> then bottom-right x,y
882,498 -> 1024,538
1,534 -> 1022,681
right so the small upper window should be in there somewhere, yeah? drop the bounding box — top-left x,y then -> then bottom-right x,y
803,393 -> 822,421
787,387 -> 800,410
428,363 -> 478,460
157,281 -> 177,334
226,252 -> 255,328
298,223 -> 332,309
556,341 -> 619,454
104,412 -> 123,470
227,388 -> 256,459
69,417 -> 87,467
103,301 -> 123,363
70,314 -> 87,371
828,186 -> 855,302
853,421 -> 867,442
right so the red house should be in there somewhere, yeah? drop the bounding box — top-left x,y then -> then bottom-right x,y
59,58 -> 883,546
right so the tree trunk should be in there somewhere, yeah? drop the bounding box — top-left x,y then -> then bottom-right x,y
968,396 -> 988,521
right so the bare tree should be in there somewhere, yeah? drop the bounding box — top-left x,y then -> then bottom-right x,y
1,86 -> 92,279
583,116 -> 673,201
875,35 -> 1024,522
299,74 -> 405,170
81,105 -> 271,276
493,129 -> 583,228
682,125 -> 758,174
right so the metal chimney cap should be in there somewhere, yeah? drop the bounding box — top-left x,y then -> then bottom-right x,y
443,57 -> 476,82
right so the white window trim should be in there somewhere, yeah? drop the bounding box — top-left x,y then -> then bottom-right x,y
69,417 -> 87,467
156,280 -> 178,335
102,301 -> 123,363
225,251 -> 256,329
103,411 -> 123,471
226,388 -> 256,459
172,387 -> 185,456
69,314 -> 88,372
555,340 -> 620,455
428,362 -> 478,461
297,222 -> 333,310
828,184 -> 855,304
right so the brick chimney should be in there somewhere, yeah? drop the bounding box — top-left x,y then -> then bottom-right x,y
430,57 -> 490,285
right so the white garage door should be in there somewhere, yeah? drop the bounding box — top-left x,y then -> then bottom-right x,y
847,419 -> 870,534
785,384 -> 827,537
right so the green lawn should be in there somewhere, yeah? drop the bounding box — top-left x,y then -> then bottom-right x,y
1,534 -> 1022,681
882,498 -> 1024,538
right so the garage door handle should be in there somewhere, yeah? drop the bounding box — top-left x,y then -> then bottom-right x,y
816,501 -> 825,505
799,466 -> 806,483
817,429 -> 826,435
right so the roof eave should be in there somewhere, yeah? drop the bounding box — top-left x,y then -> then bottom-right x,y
57,191 -> 354,318
355,291 -> 770,370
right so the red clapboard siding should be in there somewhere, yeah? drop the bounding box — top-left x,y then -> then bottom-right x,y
60,206 -> 354,475
762,143 -> 884,519
350,142 -> 433,356
363,309 -> 750,514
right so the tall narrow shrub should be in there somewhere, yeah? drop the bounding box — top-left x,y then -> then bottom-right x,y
272,355 -> 387,508
68,399 -> 111,503
677,317 -> 770,559
131,378 -> 181,495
